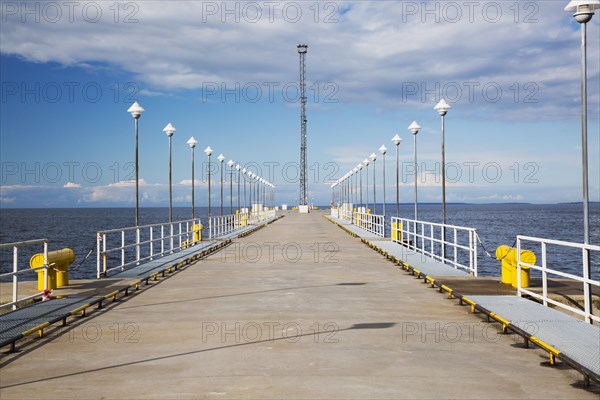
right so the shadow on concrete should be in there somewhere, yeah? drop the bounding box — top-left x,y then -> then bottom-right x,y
117,282 -> 369,311
0,322 -> 396,390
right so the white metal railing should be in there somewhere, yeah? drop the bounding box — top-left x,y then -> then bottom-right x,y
207,209 -> 277,239
208,213 -> 247,238
391,217 -> 478,276
353,211 -> 385,237
517,235 -> 600,324
96,219 -> 201,278
330,207 -> 340,219
340,203 -> 353,222
0,239 -> 48,310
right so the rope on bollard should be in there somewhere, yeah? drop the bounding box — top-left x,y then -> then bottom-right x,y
71,242 -> 96,271
475,232 -> 516,260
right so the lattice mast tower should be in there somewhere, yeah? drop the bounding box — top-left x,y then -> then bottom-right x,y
297,44 -> 308,206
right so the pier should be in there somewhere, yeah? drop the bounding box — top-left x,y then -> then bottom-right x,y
1,211 -> 598,399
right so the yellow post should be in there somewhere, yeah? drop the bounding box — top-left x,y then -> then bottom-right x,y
193,224 -> 202,242
30,248 -> 75,290
392,221 -> 397,241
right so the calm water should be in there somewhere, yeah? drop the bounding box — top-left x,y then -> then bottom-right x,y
0,204 -> 598,280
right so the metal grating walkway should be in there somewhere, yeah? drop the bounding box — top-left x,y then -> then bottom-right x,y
328,217 -> 382,239
367,240 -> 469,277
0,297 -> 99,347
467,295 -> 600,375
113,241 -> 219,278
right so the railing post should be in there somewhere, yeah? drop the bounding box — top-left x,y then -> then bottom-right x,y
43,241 -> 48,290
455,229 -> 459,268
150,226 -> 154,259
582,246 -> 591,323
121,230 -> 125,271
161,225 -> 165,256
178,222 -> 182,250
516,237 -> 522,297
542,242 -> 548,307
136,227 -> 140,264
12,245 -> 18,310
96,233 -> 101,279
170,223 -> 174,253
102,234 -> 107,276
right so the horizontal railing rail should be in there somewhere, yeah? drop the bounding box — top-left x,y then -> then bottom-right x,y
96,219 -> 201,278
517,235 -> 600,324
391,217 -> 478,276
0,239 -> 49,310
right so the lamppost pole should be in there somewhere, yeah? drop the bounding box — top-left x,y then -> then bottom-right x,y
358,164 -> 363,210
236,164 -> 241,212
370,153 -> 377,214
565,0 -> 599,324
364,159 -> 370,212
434,99 -> 451,226
187,137 -> 198,221
204,146 -> 213,236
379,145 -> 387,220
163,123 -> 176,225
565,0 -> 599,245
163,123 -> 176,252
228,160 -> 234,215
392,135 -> 402,218
435,99 -> 451,260
127,101 -> 144,226
242,169 -> 247,211
218,154 -> 225,216
408,122 -> 421,221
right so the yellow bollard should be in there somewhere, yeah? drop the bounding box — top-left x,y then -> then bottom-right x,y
193,224 -> 202,242
391,221 -> 397,241
30,248 -> 75,290
495,245 -> 536,288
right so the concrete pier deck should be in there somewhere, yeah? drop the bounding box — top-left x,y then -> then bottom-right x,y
1,211 -> 598,399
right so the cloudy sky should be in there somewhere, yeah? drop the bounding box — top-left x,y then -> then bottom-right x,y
0,1 -> 599,208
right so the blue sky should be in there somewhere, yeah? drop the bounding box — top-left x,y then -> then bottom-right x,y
1,1 -> 599,208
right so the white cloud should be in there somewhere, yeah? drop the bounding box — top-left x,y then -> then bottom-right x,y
63,182 -> 81,188
1,2 -> 597,118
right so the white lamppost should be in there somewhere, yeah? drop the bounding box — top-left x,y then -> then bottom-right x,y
127,101 -> 145,226
187,137 -> 198,220
408,121 -> 421,221
379,145 -> 387,219
352,167 -> 360,207
358,163 -> 364,210
434,99 -> 451,226
227,159 -> 234,214
565,0 -> 599,248
204,146 -> 213,224
236,164 -> 241,212
565,0 -> 599,324
370,153 -> 377,215
162,123 -> 176,225
217,154 -> 225,215
363,158 -> 370,212
392,135 -> 402,217
242,168 -> 247,211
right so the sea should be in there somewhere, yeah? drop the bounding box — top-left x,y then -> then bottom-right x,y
0,203 -> 599,281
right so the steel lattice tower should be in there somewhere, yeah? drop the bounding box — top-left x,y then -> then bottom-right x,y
297,44 -> 308,206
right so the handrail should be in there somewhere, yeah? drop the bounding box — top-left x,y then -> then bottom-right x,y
0,239 -> 49,310
96,219 -> 201,278
517,235 -> 600,324
391,217 -> 478,276
353,211 -> 385,237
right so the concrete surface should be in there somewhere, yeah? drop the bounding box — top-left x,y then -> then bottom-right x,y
1,211 -> 598,399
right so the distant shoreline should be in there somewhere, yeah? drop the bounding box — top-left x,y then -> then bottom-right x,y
2,202 -> 599,210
